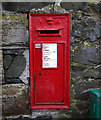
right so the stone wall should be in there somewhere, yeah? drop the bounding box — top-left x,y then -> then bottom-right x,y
1,2 -> 101,119
0,2 -> 3,120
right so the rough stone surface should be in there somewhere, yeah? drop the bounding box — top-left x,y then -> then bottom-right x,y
3,55 -> 12,70
19,50 -> 29,84
61,2 -> 88,11
72,18 -> 101,41
72,45 -> 100,65
0,49 -> 3,85
5,78 -> 23,84
2,12 -> 28,46
76,103 -> 90,117
3,24 -> 27,45
36,115 -> 52,120
89,2 -> 101,13
71,71 -> 84,83
84,66 -> 101,79
30,4 -> 54,13
3,116 -> 52,120
99,80 -> 101,88
30,4 -> 68,13
6,55 -> 26,78
0,85 -> 2,119
2,2 -> 51,12
3,49 -> 27,84
3,49 -> 26,55
76,103 -> 89,111
2,84 -> 29,116
71,64 -> 87,71
74,81 -> 99,100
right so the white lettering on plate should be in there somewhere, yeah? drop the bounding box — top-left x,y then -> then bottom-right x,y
42,43 -> 57,68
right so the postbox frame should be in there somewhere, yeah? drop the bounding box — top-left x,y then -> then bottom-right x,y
29,13 -> 70,109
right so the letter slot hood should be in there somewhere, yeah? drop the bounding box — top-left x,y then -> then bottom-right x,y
36,26 -> 64,36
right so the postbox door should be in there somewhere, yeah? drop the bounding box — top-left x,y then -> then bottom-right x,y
34,43 -> 64,104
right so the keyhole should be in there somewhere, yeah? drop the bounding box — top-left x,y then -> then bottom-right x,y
38,73 -> 41,76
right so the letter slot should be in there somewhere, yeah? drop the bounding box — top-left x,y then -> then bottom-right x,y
40,30 -> 59,34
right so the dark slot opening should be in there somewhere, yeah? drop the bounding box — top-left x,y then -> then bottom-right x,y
61,100 -> 64,103
40,30 -> 59,34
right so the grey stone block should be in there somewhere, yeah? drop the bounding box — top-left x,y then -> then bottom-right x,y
89,2 -> 101,13
5,78 -> 23,84
74,81 -> 99,100
2,12 -> 28,46
61,2 -> 88,11
6,55 -> 26,78
72,18 -> 101,41
3,49 -> 25,55
2,24 -> 28,46
73,46 -> 100,65
84,66 -> 101,79
76,103 -> 89,111
2,2 -> 51,12
35,115 -> 52,120
71,71 -> 84,83
19,50 -> 29,84
4,55 -> 12,70
2,84 -> 30,116
71,65 -> 87,71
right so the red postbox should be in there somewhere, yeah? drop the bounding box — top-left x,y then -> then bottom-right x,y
29,13 -> 70,109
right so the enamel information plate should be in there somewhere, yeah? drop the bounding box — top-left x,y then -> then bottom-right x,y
42,43 -> 57,68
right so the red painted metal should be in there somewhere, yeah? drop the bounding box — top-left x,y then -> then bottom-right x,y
29,13 -> 70,109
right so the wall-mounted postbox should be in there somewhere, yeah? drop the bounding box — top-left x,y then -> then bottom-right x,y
29,13 -> 70,109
